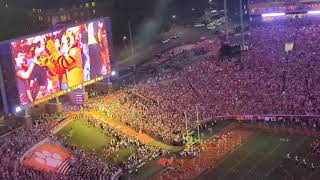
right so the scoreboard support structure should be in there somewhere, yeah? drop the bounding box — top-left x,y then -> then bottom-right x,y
0,65 -> 9,113
23,108 -> 33,129
81,87 -> 89,102
44,98 -> 63,114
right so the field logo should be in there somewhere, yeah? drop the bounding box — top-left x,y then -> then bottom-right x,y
22,143 -> 71,172
34,150 -> 63,168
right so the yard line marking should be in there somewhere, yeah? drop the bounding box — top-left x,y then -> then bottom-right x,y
239,141 -> 284,180
217,150 -> 252,180
217,135 -> 280,180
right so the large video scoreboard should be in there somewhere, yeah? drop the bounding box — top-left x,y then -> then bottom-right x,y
0,18 -> 115,112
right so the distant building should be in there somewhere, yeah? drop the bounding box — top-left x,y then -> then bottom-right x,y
0,0 -> 9,8
32,1 -> 113,28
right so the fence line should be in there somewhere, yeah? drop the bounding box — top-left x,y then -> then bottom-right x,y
200,114 -> 320,124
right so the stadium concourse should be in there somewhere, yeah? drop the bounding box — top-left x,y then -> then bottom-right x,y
5,13 -> 320,180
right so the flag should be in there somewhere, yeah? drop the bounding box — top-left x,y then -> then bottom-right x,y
285,42 -> 294,53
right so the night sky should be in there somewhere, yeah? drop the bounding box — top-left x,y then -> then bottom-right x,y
8,0 -> 101,9
8,0 -> 227,9
4,0 -> 245,15
0,0 -> 244,42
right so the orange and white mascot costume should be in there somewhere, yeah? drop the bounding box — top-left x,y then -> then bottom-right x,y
44,30 -> 84,88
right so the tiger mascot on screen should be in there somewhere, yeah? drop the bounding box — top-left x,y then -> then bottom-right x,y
36,53 -> 60,94
37,30 -> 84,90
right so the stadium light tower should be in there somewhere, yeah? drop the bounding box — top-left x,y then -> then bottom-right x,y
172,15 -> 176,25
172,15 -> 177,34
209,0 -> 213,8
0,65 -> 8,113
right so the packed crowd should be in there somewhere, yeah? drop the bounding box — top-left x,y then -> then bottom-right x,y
90,15 -> 320,144
87,93 -> 183,144
85,40 -> 218,144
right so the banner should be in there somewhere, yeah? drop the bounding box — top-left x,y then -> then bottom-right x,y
285,42 -> 294,53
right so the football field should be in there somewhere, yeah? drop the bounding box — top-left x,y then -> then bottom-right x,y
197,132 -> 320,180
55,118 -> 320,180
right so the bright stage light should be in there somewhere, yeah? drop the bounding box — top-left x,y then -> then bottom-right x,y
15,106 -> 21,113
111,71 -> 116,76
261,13 -> 285,17
307,10 -> 320,15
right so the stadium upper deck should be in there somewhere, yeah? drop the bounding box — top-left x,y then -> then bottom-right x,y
248,0 -> 320,15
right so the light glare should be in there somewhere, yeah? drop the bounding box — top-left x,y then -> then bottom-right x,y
15,106 -> 21,113
261,13 -> 285,17
307,10 -> 320,15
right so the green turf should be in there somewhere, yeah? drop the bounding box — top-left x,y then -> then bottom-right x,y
266,136 -> 320,180
56,120 -> 111,151
56,119 -> 137,164
149,140 -> 183,152
107,146 -> 137,164
197,132 -> 315,180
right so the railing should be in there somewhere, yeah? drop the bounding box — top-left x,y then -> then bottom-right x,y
131,92 -> 156,104
111,169 -> 123,180
200,114 -> 320,124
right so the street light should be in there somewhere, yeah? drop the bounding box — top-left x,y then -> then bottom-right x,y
172,15 -> 176,33
172,15 -> 176,24
209,0 -> 213,7
191,8 -> 196,18
122,36 -> 127,49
